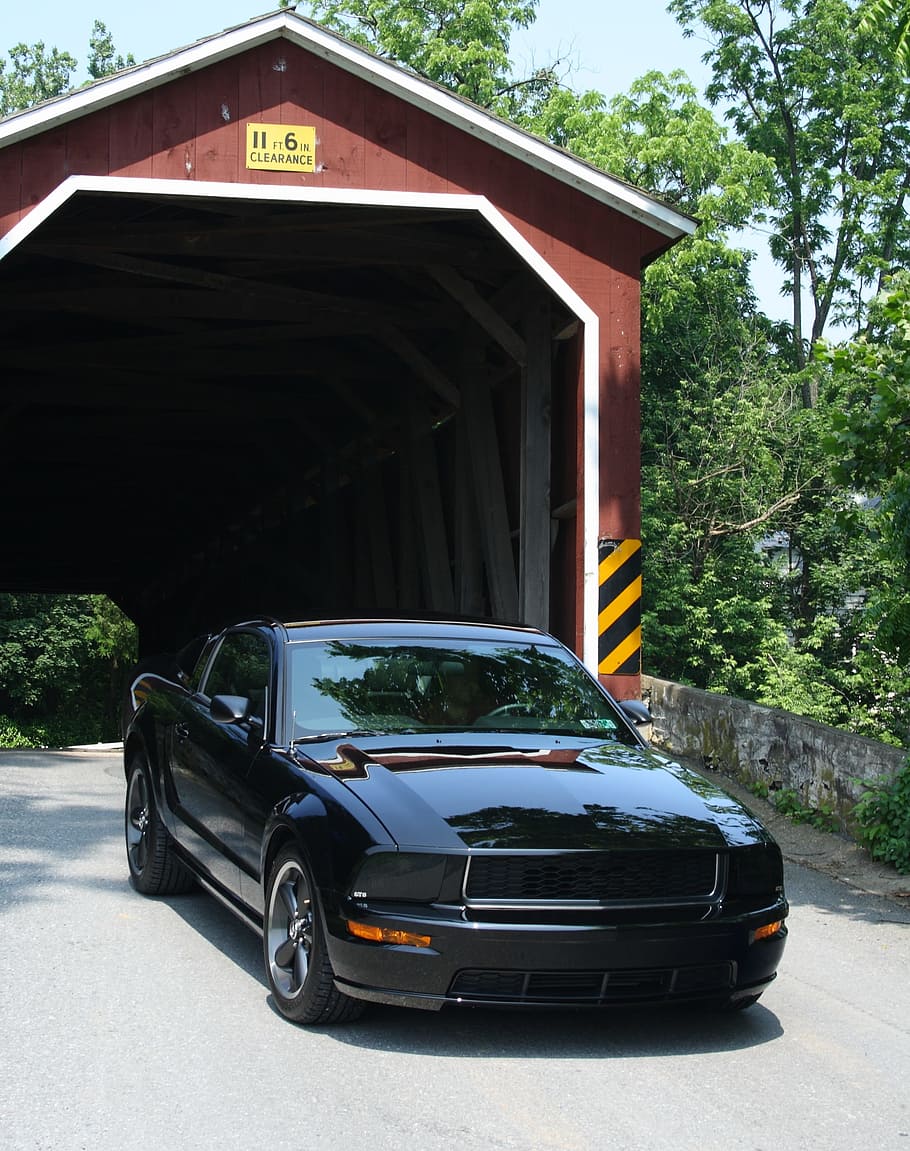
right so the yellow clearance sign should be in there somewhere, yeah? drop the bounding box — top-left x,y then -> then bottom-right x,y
245,123 -> 316,172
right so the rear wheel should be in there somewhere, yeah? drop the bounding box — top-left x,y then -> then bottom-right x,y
125,756 -> 195,895
263,847 -> 364,1025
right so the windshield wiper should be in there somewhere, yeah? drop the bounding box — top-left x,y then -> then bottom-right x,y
292,728 -> 383,743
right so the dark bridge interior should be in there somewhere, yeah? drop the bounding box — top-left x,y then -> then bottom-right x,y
0,188 -> 580,651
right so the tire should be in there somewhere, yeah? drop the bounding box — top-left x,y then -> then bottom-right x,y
125,756 -> 195,895
263,847 -> 364,1025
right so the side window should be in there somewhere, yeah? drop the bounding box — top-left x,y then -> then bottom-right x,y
202,632 -> 271,722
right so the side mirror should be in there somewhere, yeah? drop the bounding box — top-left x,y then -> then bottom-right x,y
210,694 -> 251,724
618,699 -> 653,745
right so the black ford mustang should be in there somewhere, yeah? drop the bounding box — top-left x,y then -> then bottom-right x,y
123,618 -> 787,1024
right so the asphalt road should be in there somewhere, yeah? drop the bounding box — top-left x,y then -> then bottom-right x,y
1,747 -> 909,1151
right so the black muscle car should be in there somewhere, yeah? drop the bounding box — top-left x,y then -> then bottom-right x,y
123,617 -> 787,1024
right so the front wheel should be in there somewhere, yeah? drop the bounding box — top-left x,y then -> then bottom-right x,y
263,848 -> 364,1025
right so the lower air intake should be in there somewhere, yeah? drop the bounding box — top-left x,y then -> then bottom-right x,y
449,963 -> 734,1004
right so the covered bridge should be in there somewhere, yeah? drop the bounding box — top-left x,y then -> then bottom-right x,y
0,9 -> 694,697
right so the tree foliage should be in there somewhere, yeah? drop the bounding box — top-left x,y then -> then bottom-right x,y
0,42 -> 76,115
821,272 -> 910,659
285,0 -> 560,114
668,0 -> 910,383
0,21 -> 133,117
0,595 -> 136,747
860,0 -> 910,72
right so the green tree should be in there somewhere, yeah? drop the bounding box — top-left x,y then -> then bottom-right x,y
87,20 -> 135,80
822,273 -> 910,659
524,74 -> 806,685
0,594 -> 137,747
0,21 -> 132,116
285,0 -> 560,114
0,42 -> 77,115
668,0 -> 910,389
860,0 -> 910,72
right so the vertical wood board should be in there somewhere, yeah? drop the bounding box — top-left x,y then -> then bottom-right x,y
193,60 -> 240,184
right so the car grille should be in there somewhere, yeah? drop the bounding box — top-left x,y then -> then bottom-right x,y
464,850 -> 720,906
449,963 -> 734,1004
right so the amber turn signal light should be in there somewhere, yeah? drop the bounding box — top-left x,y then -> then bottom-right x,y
346,920 -> 432,948
751,920 -> 783,943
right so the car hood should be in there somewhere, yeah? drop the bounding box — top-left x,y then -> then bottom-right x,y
316,737 -> 768,851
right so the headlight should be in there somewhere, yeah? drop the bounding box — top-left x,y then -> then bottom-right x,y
351,852 -> 447,902
727,844 -> 784,898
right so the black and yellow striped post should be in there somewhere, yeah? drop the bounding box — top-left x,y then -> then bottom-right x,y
597,539 -> 641,676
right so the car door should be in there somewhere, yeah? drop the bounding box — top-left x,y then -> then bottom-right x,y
168,628 -> 272,896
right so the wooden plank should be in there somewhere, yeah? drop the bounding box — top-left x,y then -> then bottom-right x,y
396,428 -> 420,610
21,127 -> 66,210
429,265 -> 527,365
461,371 -> 518,621
454,350 -> 484,616
193,59 -> 240,183
364,461 -> 397,610
380,329 -> 461,408
405,103 -> 448,193
0,145 -> 22,237
407,389 -> 454,612
238,43 -> 283,187
319,448 -> 342,612
66,109 -> 110,177
281,46 -> 326,188
321,61 -> 365,188
519,292 -> 552,631
354,465 -> 374,610
151,74 -> 197,180
109,92 -> 154,176
364,87 -> 407,191
601,219 -> 641,543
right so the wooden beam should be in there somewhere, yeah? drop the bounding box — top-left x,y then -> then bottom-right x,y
25,244 -> 450,329
320,448 -> 342,613
429,265 -> 527,366
363,460 -> 398,612
454,384 -> 484,616
520,293 -> 552,632
396,426 -> 420,611
407,389 -> 455,613
380,328 -> 461,409
461,367 -> 519,621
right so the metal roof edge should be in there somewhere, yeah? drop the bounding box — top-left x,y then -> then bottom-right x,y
0,9 -> 696,242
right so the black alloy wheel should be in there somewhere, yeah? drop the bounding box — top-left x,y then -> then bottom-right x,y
125,756 -> 194,895
264,847 -> 364,1025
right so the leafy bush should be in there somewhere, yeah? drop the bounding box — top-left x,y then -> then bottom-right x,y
853,762 -> 910,874
0,714 -> 94,750
0,594 -> 136,747
770,788 -> 839,833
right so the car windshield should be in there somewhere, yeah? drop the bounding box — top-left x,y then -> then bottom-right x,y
287,637 -> 635,743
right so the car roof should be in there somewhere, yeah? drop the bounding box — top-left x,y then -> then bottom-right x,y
281,618 -> 560,646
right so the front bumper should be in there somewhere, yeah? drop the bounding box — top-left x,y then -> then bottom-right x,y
326,903 -> 788,1011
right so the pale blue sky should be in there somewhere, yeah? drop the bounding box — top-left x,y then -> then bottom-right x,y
3,1 -> 789,321
3,1 -> 712,97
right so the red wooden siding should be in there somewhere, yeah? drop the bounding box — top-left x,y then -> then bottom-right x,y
0,34 -> 669,678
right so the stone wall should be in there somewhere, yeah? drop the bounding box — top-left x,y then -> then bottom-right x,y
642,675 -> 907,830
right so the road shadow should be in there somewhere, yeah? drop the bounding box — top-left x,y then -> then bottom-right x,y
321,996 -> 784,1058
